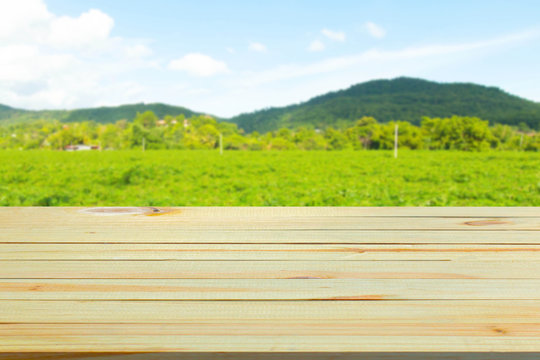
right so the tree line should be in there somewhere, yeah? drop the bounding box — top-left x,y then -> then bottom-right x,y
0,111 -> 538,151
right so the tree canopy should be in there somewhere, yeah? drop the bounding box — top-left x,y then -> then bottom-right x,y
1,112 -> 538,152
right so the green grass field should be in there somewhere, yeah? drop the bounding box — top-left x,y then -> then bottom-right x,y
1,150 -> 539,206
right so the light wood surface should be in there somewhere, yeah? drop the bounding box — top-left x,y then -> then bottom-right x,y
0,207 -> 539,358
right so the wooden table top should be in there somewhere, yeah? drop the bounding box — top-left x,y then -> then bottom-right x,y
0,207 -> 539,359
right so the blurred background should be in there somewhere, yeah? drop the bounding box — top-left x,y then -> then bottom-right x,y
0,0 -> 539,206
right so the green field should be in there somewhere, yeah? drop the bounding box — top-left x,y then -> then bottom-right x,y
1,150 -> 539,206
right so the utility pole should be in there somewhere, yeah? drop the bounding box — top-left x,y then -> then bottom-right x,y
219,133 -> 223,155
394,124 -> 398,159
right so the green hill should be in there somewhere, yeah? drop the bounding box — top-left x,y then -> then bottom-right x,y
3,78 -> 540,131
0,103 -> 202,124
230,77 -> 540,132
0,104 -> 30,121
62,103 -> 200,123
0,105 -> 65,124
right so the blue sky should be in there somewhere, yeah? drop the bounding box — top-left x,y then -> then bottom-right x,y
1,0 -> 539,117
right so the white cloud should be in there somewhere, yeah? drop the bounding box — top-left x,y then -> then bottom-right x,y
308,40 -> 325,52
0,0 -> 52,40
47,10 -> 114,49
365,22 -> 386,39
321,28 -> 346,42
226,47 -> 236,54
0,1 -> 116,51
168,53 -> 229,77
0,0 -> 155,109
124,44 -> 153,58
249,42 -> 268,52
240,29 -> 540,87
0,45 -> 74,83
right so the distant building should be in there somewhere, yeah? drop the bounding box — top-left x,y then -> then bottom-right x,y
157,119 -> 178,126
64,144 -> 99,151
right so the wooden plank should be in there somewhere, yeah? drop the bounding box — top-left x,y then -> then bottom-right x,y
2,209 -> 540,238
1,260 -> 539,279
1,334 -> 540,352
2,243 -> 540,261
2,229 -> 539,244
1,300 -> 538,323
0,207 -> 539,354
0,279 -> 539,300
3,206 -> 540,218
3,322 -> 540,337
3,214 -> 539,230
2,300 -> 539,351
1,353 -> 539,360
2,354 -> 539,360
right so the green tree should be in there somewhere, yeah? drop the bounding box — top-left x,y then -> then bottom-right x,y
422,116 -> 493,151
324,127 -> 350,150
345,117 -> 378,150
133,111 -> 158,128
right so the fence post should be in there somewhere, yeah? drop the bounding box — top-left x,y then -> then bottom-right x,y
219,133 -> 223,155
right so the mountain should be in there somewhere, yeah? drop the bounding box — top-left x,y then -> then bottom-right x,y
3,77 -> 540,131
61,103 -> 201,123
0,103 -> 202,124
0,104 -> 30,120
229,77 -> 540,132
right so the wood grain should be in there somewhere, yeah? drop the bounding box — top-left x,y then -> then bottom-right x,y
0,207 -> 539,355
2,354 -> 538,360
2,300 -> 539,323
3,229 -> 540,244
0,279 -> 539,300
1,259 -> 540,279
2,244 -> 540,260
1,335 -> 540,352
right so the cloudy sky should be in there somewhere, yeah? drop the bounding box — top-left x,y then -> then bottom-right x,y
1,0 -> 539,117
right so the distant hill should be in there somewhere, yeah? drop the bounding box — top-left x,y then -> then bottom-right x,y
229,77 -> 540,132
0,104 -> 29,120
0,104 -> 65,124
0,103 -> 202,124
61,103 -> 201,123
0,104 -> 14,113
3,78 -> 540,131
